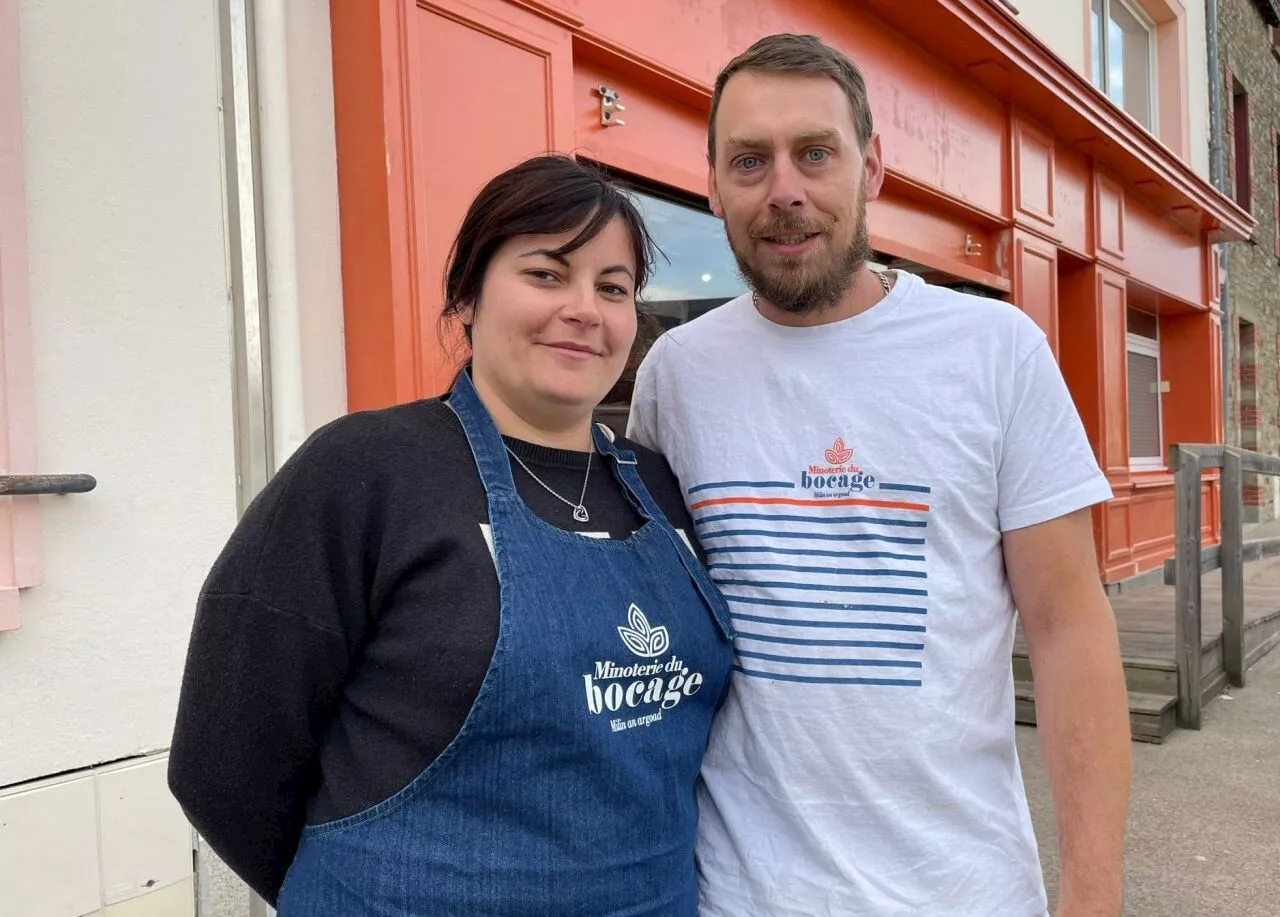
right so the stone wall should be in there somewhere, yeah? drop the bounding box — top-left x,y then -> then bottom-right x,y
1220,0 -> 1280,520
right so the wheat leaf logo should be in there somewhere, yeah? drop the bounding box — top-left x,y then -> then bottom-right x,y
825,437 -> 853,465
617,603 -> 670,658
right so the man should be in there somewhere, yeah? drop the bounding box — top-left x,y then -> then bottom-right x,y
627,33 -> 1131,917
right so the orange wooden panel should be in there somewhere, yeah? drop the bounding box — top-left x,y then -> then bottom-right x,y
1095,170 -> 1125,265
1011,230 -> 1058,352
1105,498 -> 1133,565
409,2 -> 576,396
1161,310 -> 1219,448
330,0 -> 413,412
868,191 -> 1007,289
1129,482 -> 1176,557
1058,261 -> 1101,455
1201,479 -> 1218,546
555,0 -> 1009,217
572,58 -> 707,198
1097,266 -> 1129,475
1012,116 -> 1055,233
332,0 -> 577,409
1055,145 -> 1091,258
1124,197 -> 1204,308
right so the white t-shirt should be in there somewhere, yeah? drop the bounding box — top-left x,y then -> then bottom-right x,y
627,271 -> 1112,917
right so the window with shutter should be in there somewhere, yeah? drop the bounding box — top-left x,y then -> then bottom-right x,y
1127,312 -> 1163,467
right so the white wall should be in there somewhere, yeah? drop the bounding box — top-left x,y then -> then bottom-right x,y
1015,0 -> 1088,76
1185,0 -> 1211,180
258,0 -> 347,466
0,0 -> 235,786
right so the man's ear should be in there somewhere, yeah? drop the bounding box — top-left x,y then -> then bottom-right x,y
709,165 -> 724,218
863,132 -> 886,204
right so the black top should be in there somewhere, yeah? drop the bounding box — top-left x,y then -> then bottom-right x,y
167,398 -> 698,906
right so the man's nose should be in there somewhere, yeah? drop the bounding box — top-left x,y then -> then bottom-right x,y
766,158 -> 805,210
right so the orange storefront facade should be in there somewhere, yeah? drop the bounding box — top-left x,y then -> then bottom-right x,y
327,0 -> 1253,584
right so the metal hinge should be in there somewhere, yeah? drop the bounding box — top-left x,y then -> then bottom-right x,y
595,85 -> 626,127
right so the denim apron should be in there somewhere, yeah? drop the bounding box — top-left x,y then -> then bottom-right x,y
275,371 -> 734,916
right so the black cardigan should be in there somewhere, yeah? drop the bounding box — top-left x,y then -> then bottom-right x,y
167,398 -> 698,904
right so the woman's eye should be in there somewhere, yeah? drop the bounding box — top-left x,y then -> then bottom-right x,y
600,284 -> 631,298
526,269 -> 559,282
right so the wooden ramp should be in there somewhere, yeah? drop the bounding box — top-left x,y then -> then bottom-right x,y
1013,555 -> 1280,743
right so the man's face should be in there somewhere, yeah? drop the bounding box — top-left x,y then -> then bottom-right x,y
709,70 -> 883,316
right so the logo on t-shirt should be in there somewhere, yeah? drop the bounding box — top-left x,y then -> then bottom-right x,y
800,437 -> 878,497
582,603 -> 705,733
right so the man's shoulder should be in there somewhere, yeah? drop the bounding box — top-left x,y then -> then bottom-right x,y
898,278 -> 1046,360
658,293 -> 753,349
910,280 -> 1036,329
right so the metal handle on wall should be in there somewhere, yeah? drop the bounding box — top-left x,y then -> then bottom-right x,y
0,474 -> 96,496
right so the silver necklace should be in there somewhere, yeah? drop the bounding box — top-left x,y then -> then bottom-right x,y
752,270 -> 893,310
505,445 -> 593,523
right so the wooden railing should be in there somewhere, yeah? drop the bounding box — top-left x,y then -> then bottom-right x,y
1163,444 -> 1280,729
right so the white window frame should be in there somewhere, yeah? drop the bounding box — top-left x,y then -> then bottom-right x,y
1127,331 -> 1165,470
1091,0 -> 1160,134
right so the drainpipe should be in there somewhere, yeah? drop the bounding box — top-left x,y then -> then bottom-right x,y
1207,0 -> 1231,443
218,0 -> 274,515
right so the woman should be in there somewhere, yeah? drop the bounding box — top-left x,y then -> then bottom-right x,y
167,155 -> 734,915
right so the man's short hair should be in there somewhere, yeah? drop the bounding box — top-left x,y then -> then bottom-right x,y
707,33 -> 875,166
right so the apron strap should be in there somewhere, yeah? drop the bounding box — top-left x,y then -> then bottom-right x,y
593,424 -> 736,641
448,369 -> 518,497
450,372 -> 733,640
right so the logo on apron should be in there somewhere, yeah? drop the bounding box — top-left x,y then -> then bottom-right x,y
583,604 -> 705,732
617,604 -> 669,658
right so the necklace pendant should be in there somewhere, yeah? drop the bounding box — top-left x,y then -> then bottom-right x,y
572,505 -> 590,524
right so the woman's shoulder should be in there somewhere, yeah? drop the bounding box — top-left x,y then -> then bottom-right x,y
290,399 -> 458,466
263,399 -> 468,505
308,397 -> 453,447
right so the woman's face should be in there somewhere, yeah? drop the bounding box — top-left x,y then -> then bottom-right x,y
467,216 -> 639,428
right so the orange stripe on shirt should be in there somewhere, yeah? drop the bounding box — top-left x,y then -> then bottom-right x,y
690,496 -> 931,513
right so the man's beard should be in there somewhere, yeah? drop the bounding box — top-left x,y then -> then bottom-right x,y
726,187 -> 871,317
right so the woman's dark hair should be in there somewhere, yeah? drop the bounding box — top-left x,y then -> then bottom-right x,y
441,155 -> 658,346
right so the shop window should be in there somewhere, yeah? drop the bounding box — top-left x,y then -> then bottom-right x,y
626,190 -> 745,336
596,186 -> 746,428
1091,0 -> 1156,130
1232,78 -> 1251,212
1126,307 -> 1163,468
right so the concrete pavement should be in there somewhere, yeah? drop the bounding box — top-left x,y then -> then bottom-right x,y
1018,649 -> 1280,916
